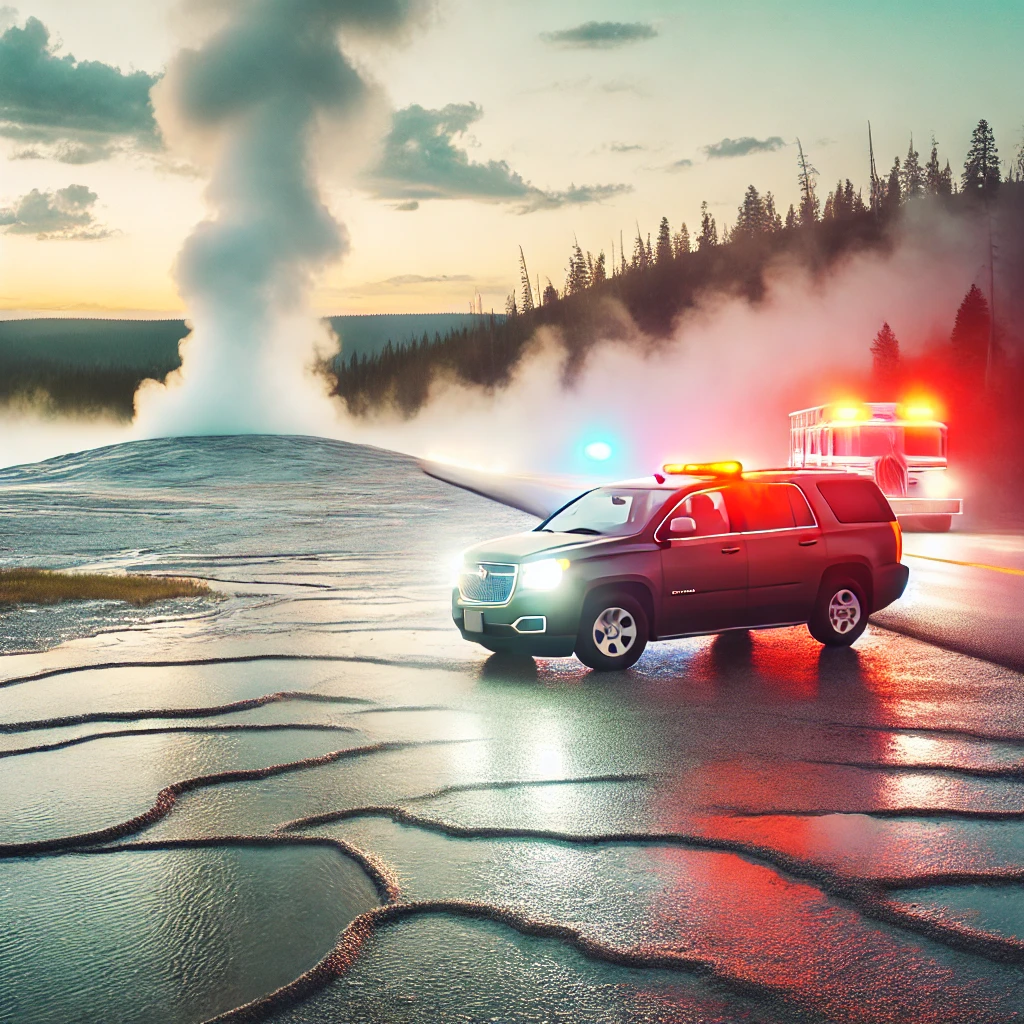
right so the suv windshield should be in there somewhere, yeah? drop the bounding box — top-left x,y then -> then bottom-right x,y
540,487 -> 666,537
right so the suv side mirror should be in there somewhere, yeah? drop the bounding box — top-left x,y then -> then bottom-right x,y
668,516 -> 697,537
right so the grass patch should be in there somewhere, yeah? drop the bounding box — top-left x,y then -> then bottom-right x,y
0,569 -> 211,608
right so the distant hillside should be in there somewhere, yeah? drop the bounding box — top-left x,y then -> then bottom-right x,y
328,313 -> 500,362
0,312 -> 498,419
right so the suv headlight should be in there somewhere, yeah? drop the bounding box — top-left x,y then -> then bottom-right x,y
452,552 -> 467,585
520,558 -> 569,591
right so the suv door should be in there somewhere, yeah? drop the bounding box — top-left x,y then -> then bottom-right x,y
735,482 -> 825,625
657,486 -> 748,636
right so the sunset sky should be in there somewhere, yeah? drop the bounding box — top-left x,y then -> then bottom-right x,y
0,0 -> 1021,318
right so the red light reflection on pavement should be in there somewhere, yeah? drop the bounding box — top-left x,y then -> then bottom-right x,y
629,627 -> 1012,1020
631,844 -> 1007,1023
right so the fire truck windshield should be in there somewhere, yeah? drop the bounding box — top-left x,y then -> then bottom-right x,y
834,425 -> 944,458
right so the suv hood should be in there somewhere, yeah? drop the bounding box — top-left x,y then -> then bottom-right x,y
462,531 -> 612,563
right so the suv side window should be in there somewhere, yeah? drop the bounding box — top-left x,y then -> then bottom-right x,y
788,485 -> 816,527
738,483 -> 800,532
816,480 -> 894,523
673,488 -> 732,537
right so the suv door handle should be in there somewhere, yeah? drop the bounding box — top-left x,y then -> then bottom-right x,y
798,538 -> 819,546
720,546 -> 741,554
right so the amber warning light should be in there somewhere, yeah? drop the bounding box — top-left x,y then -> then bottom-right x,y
662,461 -> 743,477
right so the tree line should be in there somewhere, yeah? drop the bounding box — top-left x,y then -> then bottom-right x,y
333,119 -> 1019,418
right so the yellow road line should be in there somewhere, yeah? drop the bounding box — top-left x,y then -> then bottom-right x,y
906,553 -> 1024,577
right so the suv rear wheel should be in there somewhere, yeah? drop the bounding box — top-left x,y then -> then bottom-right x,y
808,578 -> 868,647
575,593 -> 648,671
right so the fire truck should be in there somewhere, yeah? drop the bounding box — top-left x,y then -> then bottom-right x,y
788,402 -> 963,531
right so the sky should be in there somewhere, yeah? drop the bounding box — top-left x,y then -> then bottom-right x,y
0,0 -> 1021,318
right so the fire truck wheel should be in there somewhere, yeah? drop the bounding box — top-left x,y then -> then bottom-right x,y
575,592 -> 648,671
808,578 -> 868,647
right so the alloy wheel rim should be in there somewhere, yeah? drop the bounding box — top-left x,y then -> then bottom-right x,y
828,589 -> 861,634
593,606 -> 637,658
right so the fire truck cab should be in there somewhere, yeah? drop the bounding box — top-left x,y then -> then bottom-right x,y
789,402 -> 962,531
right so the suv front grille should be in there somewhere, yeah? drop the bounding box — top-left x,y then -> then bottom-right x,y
458,562 -> 517,605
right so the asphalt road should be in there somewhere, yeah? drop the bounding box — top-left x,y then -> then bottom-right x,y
3,437 -> 1024,1024
877,532 -> 1024,672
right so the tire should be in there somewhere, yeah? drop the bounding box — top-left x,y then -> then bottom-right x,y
807,577 -> 868,647
575,592 -> 648,671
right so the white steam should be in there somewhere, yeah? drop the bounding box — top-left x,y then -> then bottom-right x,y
133,0 -> 419,437
351,207 -> 988,479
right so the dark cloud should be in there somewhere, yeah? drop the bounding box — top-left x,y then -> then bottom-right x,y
703,136 -> 786,159
0,16 -> 159,158
392,200 -> 420,211
0,183 -> 111,239
541,21 -> 657,49
365,103 -> 631,213
609,142 -> 645,153
667,158 -> 694,170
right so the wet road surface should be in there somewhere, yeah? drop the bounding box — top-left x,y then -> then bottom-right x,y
877,532 -> 1024,672
2,437 -> 1024,1023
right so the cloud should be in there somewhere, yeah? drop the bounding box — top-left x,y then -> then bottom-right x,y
541,22 -> 658,49
522,182 -> 632,212
609,142 -> 645,153
0,183 -> 111,239
703,136 -> 786,159
667,157 -> 693,171
365,102 -> 630,213
392,200 -> 419,211
0,16 -> 159,159
383,273 -> 473,286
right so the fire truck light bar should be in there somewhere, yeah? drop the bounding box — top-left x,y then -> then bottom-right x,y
663,461 -> 743,477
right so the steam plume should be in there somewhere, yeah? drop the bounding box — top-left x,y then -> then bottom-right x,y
134,0 -> 420,436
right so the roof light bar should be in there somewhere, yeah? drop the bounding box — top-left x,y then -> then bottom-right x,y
662,460 -> 743,477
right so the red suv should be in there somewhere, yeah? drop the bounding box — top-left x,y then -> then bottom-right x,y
452,464 -> 909,670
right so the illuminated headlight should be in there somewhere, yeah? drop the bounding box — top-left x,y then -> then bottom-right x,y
452,552 -> 467,585
520,558 -> 569,591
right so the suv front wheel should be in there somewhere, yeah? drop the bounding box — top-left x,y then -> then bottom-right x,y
808,577 -> 868,647
575,592 -> 648,671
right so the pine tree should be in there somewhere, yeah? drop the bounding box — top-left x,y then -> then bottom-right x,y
673,222 -> 691,256
656,216 -> 672,264
735,185 -> 766,238
518,246 -> 534,312
950,284 -> 991,373
697,202 -> 718,249
645,233 -> 653,265
505,292 -> 518,317
883,157 -> 902,214
796,138 -> 820,224
784,204 -> 797,230
870,322 -> 901,381
901,136 -> 924,199
940,160 -> 954,195
763,193 -> 782,232
592,251 -> 607,284
962,119 -> 1000,194
631,228 -> 646,271
565,240 -> 590,295
925,137 -> 943,195
1014,125 -> 1024,182
542,279 -> 558,305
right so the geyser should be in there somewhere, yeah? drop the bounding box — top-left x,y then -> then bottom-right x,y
134,0 -> 422,437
